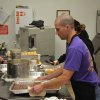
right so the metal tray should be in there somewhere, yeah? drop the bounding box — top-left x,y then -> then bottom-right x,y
9,79 -> 61,94
9,79 -> 33,94
1,72 -> 15,82
46,89 -> 59,94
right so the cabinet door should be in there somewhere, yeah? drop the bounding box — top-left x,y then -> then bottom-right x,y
95,51 -> 100,78
97,10 -> 100,34
93,35 -> 100,78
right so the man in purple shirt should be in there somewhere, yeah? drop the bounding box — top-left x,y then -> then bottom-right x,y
30,13 -> 100,100
65,36 -> 99,85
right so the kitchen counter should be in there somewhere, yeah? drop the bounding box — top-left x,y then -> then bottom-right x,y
0,57 -> 73,100
0,79 -> 73,100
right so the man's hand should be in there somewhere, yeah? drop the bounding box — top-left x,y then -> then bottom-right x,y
31,83 -> 45,94
53,60 -> 59,65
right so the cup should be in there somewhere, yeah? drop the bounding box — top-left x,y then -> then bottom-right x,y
30,60 -> 37,71
37,54 -> 41,61
30,60 -> 37,65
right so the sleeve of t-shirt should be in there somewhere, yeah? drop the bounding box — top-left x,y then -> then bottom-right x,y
64,48 -> 82,72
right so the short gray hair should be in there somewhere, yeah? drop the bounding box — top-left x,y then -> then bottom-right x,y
58,13 -> 74,28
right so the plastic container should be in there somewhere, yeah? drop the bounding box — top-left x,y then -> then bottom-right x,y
28,86 -> 46,97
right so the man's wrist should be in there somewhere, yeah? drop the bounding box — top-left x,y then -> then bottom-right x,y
41,81 -> 48,90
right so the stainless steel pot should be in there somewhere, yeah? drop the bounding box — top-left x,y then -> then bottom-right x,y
7,59 -> 29,78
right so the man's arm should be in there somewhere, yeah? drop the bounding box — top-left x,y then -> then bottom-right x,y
45,67 -> 63,79
37,67 -> 63,80
32,69 -> 74,94
43,69 -> 74,89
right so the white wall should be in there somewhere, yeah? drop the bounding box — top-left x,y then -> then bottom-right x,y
0,0 -> 100,58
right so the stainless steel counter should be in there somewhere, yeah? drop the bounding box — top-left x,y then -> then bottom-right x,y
0,56 -> 73,100
0,80 -> 73,100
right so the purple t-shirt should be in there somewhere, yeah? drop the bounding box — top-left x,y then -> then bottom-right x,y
64,36 -> 100,86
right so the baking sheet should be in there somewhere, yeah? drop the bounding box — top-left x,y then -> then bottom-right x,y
9,79 -> 61,94
9,80 -> 33,94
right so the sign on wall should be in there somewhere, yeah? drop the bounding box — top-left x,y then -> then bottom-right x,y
0,25 -> 8,35
15,7 -> 33,34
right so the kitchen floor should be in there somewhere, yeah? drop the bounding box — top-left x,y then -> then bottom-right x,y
66,82 -> 75,100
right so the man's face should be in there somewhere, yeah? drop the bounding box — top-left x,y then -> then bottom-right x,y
55,22 -> 68,40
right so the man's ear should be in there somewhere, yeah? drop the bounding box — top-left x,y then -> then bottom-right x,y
65,25 -> 69,29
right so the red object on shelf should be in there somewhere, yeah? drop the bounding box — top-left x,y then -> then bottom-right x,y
0,25 -> 8,35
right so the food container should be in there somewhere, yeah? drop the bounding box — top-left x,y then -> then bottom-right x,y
28,81 -> 46,97
9,79 -> 61,95
44,68 -> 55,74
9,79 -> 44,95
43,65 -> 56,74
29,72 -> 45,78
7,59 -> 29,78
41,65 -> 61,75
9,79 -> 33,94
28,87 -> 46,97
0,64 -> 7,73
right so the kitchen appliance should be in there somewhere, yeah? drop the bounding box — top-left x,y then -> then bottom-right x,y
19,27 -> 55,56
7,59 -> 29,78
